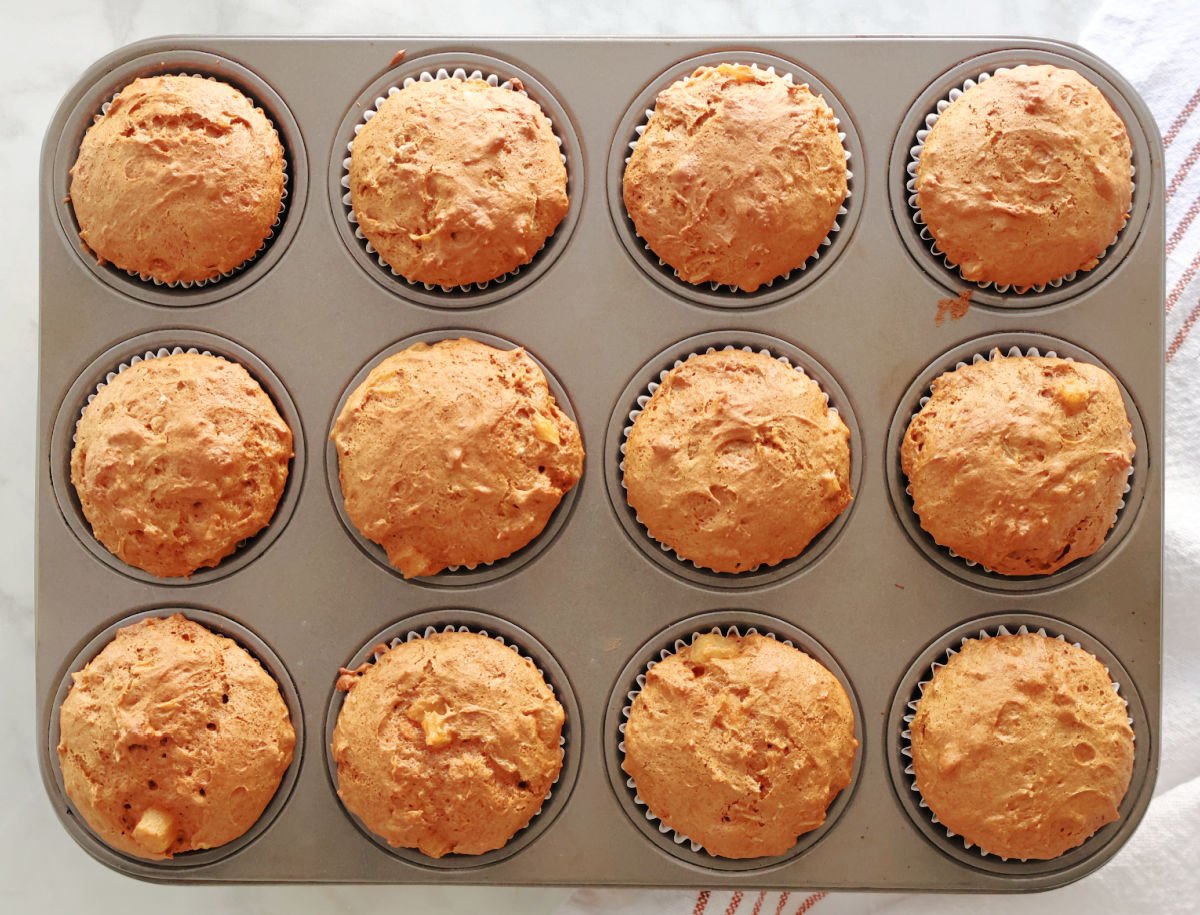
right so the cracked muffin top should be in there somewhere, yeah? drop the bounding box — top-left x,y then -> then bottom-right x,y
348,76 -> 569,287
69,75 -> 285,284
910,633 -> 1134,860
622,632 -> 857,859
57,614 -> 295,861
622,348 -> 852,574
331,338 -> 583,578
915,65 -> 1132,289
332,630 -> 565,858
70,352 -> 294,578
622,63 -> 847,292
901,353 -> 1134,576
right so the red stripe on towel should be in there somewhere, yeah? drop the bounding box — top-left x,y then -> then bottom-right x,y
749,891 -> 768,915
1167,191 -> 1200,255
1166,135 -> 1200,201
1164,83 -> 1200,148
723,891 -> 745,915
772,892 -> 792,915
1168,295 -> 1200,361
793,892 -> 827,914
693,890 -> 711,915
1166,246 -> 1200,315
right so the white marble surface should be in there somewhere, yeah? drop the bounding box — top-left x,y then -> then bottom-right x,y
1,1 -> 1104,911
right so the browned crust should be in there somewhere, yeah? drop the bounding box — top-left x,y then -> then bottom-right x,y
623,349 -> 851,573
900,354 -> 1134,576
330,338 -> 584,578
69,75 -> 285,284
910,634 -> 1134,860
57,615 -> 295,860
915,65 -> 1132,288
331,631 -> 564,857
69,353 -> 293,578
622,634 -> 857,859
349,78 -> 568,287
622,64 -> 847,292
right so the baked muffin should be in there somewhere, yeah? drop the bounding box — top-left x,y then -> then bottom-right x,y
57,614 -> 296,860
332,630 -> 565,857
70,352 -> 294,578
70,74 -> 285,284
622,633 -> 856,859
915,65 -> 1132,289
331,338 -> 583,578
623,348 -> 851,573
623,63 -> 847,292
901,352 -> 1134,576
909,633 -> 1134,860
349,77 -> 568,287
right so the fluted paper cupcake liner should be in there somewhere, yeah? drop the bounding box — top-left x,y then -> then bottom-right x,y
906,65 -> 1134,295
903,344 -> 1135,573
899,623 -> 1134,861
624,62 -> 852,293
619,344 -> 840,574
340,67 -> 568,294
84,73 -> 289,289
617,624 -> 796,855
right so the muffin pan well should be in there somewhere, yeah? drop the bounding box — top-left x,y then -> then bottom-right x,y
38,37 -> 1163,891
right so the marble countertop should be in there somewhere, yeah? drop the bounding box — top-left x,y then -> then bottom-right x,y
3,1 -> 1101,911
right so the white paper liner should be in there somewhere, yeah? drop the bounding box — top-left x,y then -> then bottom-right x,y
85,73 -> 290,289
624,62 -> 853,293
340,67 -> 568,294
899,624 -> 1135,861
903,345 -> 1136,573
618,624 -> 803,856
340,624 -> 566,845
619,344 -> 841,574
906,65 -> 1135,295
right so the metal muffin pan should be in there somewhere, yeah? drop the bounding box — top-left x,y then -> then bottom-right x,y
37,37 -> 1163,890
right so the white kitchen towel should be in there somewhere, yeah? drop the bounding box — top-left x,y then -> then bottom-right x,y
559,1 -> 1200,912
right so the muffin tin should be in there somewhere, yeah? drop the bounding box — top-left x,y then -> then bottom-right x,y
37,37 -> 1163,891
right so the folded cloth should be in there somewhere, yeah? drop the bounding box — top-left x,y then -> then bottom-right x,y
559,1 -> 1200,911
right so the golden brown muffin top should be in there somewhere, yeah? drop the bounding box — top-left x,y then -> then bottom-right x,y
332,631 -> 565,858
910,633 -> 1134,860
70,352 -> 293,578
623,349 -> 851,574
622,633 -> 857,859
622,63 -> 847,292
331,338 -> 583,578
57,615 -> 295,861
349,77 -> 569,287
69,75 -> 285,284
901,354 -> 1134,576
915,65 -> 1132,288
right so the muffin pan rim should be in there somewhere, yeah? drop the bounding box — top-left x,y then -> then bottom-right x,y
601,610 -> 865,874
321,607 -> 582,870
49,48 -> 309,308
605,48 -> 865,310
884,330 -> 1149,594
603,330 -> 863,590
884,611 -> 1152,878
44,605 -> 306,875
323,328 -> 584,587
325,49 -> 585,310
48,329 -> 307,586
887,47 -> 1154,311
